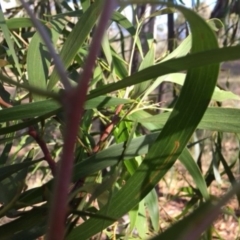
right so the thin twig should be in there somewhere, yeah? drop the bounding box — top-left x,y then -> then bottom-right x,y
0,97 -> 56,175
12,31 -> 29,47
93,104 -> 123,153
46,1 -> 117,239
19,0 -> 72,91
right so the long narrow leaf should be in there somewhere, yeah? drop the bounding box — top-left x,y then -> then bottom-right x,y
47,0 -> 105,90
88,45 -> 240,99
0,10 -> 21,75
27,19 -> 66,101
0,96 -> 130,122
132,107 -> 240,133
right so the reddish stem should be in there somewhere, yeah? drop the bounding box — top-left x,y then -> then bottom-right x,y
71,104 -> 123,200
46,1 -> 117,239
28,126 -> 56,175
93,104 -> 123,153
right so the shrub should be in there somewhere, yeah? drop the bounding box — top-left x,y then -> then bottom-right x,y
0,0 -> 240,239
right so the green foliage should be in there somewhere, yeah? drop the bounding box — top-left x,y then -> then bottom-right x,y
0,0 -> 239,239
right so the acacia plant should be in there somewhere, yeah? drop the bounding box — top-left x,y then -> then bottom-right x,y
0,0 -> 240,239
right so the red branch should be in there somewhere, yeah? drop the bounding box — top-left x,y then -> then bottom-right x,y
70,104 -> 123,202
0,97 -> 56,176
93,104 -> 123,153
46,1 -> 117,240
28,126 -> 56,175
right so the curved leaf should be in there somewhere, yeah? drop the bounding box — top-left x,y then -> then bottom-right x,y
88,45 -> 240,99
0,96 -> 130,123
27,19 -> 66,101
67,3 -> 220,239
132,107 -> 240,133
47,0 -> 105,90
6,18 -> 46,29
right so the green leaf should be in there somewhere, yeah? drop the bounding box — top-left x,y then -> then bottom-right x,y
0,83 -> 10,104
153,72 -> 240,102
138,35 -> 192,100
47,9 -> 83,19
0,206 -> 46,239
207,18 -> 224,32
47,0 -> 105,90
132,107 -> 240,133
0,9 -> 21,75
131,39 -> 155,99
111,48 -> 128,79
101,32 -> 113,70
0,149 -> 34,204
27,19 -> 66,101
0,96 -> 130,123
144,189 -> 159,232
146,7 -> 175,18
128,205 -> 138,237
179,148 -> 209,200
0,159 -> 41,182
0,72 -> 59,100
0,110 -> 58,135
6,18 -> 46,29
88,45 -> 240,99
135,199 -> 148,239
0,141 -> 12,165
160,35 -> 191,63
81,0 -> 90,12
111,11 -> 143,57
212,87 -> 240,102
